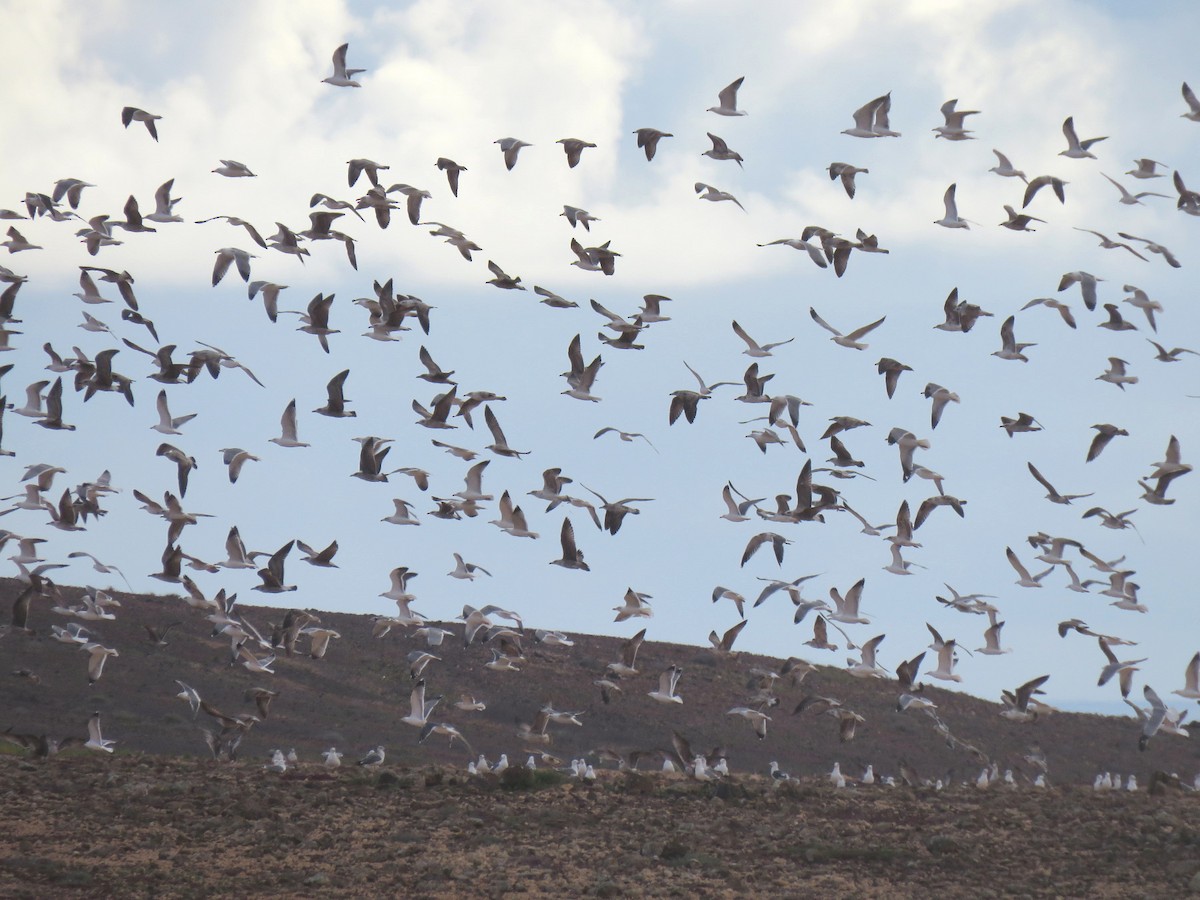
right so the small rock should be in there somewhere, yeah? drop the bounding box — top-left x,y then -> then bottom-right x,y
926,834 -> 961,855
660,839 -> 688,861
304,873 -> 331,886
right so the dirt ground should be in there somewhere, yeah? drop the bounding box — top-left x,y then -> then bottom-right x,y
3,754 -> 1200,898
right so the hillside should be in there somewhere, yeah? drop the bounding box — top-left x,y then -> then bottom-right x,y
2,578 -> 1194,786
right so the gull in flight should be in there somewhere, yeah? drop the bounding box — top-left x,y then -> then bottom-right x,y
495,137 -> 532,171
448,552 -> 491,580
1000,675 -> 1050,722
728,707 -> 770,740
613,588 -> 652,622
647,665 -> 684,704
827,162 -> 868,198
1101,173 -> 1168,206
1172,652 -> 1200,700
988,149 -> 1027,182
560,206 -> 600,232
1096,357 -> 1137,390
1003,415 -> 1041,439
1058,270 -> 1103,311
1147,339 -> 1198,362
3,226 -> 40,253
322,43 -> 365,87
220,447 -> 260,483
212,159 -> 256,178
1074,228 -> 1147,261
1026,462 -> 1092,504
707,77 -> 747,116
1021,296 -> 1076,329
1096,637 -> 1147,688
84,711 -> 115,753
1117,234 -> 1180,268
556,138 -> 596,168
809,307 -> 885,350
1182,82 -> 1200,121
212,248 -> 255,286
932,98 -> 979,140
741,532 -> 791,567
633,127 -> 672,161
732,320 -> 793,357
1127,158 -> 1168,179
1059,116 -> 1106,159
84,642 -> 119,684
121,106 -> 161,140
594,427 -> 657,452
934,183 -> 972,229
485,260 -> 524,290
703,133 -> 743,166
992,315 -> 1035,362
269,400 -> 310,448
401,680 -> 442,728
694,182 -> 745,210
842,93 -> 899,137
1086,424 -> 1128,462
1022,175 -> 1066,208
1006,546 -> 1052,588
152,390 -> 196,435
877,358 -> 912,398
1000,206 -> 1044,232
550,518 -> 589,571
434,158 -> 466,196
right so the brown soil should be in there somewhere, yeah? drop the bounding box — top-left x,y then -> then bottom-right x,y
3,755 -> 1199,898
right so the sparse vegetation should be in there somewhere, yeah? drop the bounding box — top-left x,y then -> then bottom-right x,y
2,754 -> 1200,895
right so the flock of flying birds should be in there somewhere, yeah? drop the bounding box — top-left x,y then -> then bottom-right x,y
2,43 -> 1200,785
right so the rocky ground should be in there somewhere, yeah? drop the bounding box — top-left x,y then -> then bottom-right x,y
4,754 -> 1200,898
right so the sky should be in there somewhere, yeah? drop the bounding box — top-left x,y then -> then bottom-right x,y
1,0 -> 1197,715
